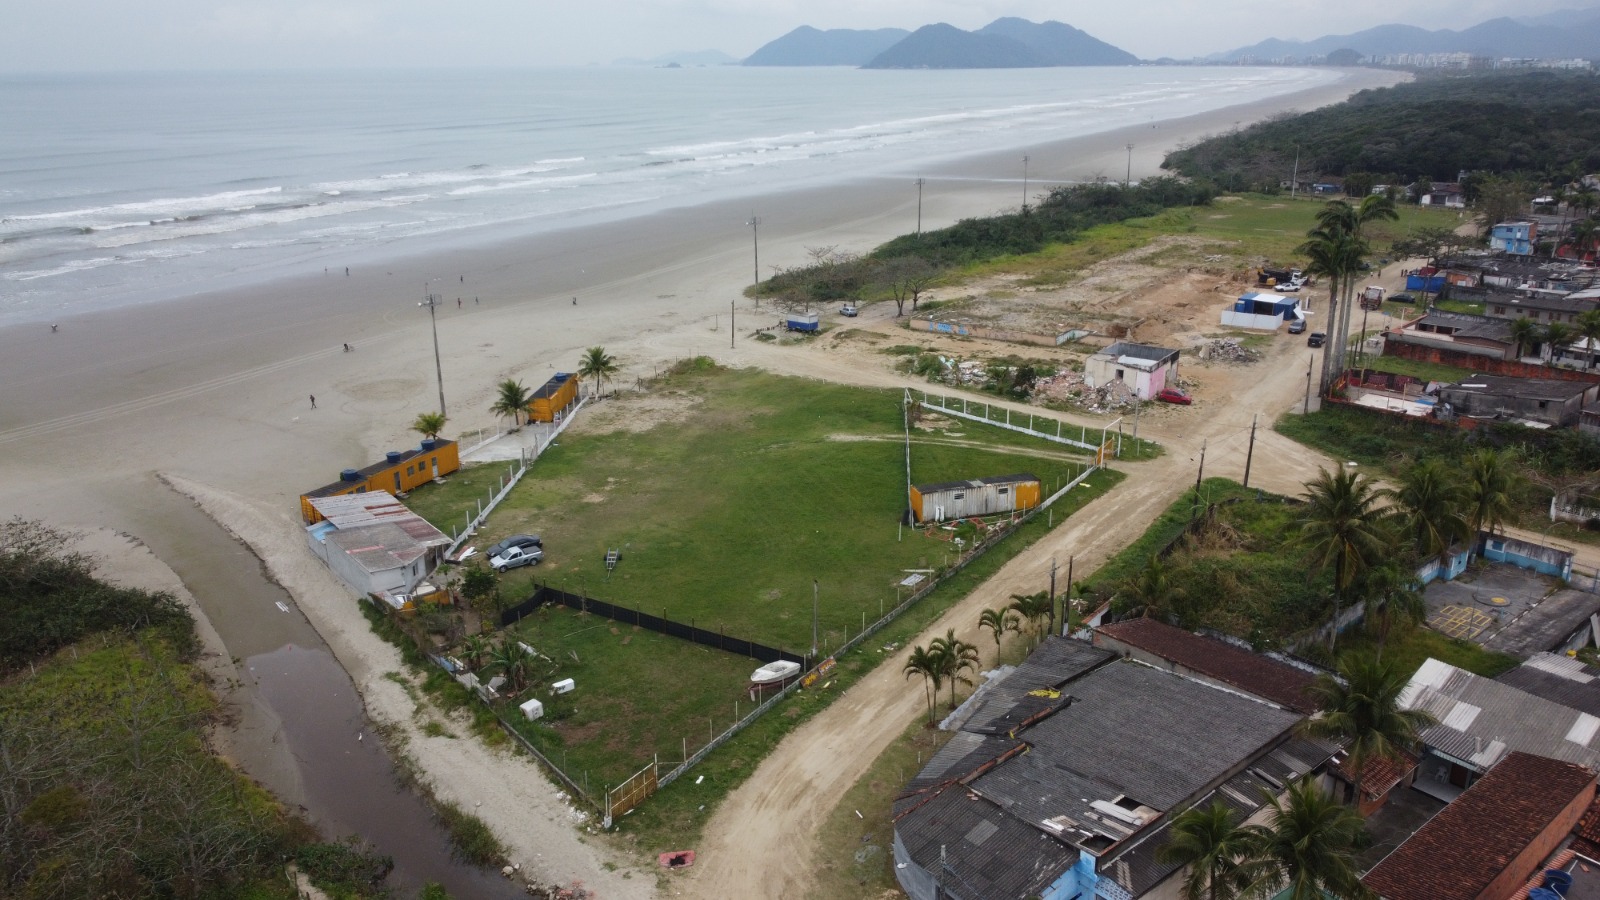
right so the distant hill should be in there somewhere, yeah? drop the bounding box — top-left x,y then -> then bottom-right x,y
1212,9 -> 1600,61
614,49 -> 738,66
742,26 -> 910,66
864,18 -> 1137,69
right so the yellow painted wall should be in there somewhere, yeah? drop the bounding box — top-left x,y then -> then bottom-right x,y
1015,480 -> 1041,511
528,376 -> 578,423
909,485 -> 925,522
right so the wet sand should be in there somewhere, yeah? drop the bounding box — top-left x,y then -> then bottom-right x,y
0,66 -> 1407,892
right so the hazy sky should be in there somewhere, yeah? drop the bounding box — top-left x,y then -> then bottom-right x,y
4,0 -> 1596,71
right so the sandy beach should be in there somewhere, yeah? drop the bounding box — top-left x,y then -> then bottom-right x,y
0,66 -> 1406,893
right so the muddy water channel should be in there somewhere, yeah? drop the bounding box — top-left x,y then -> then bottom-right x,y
122,482 -> 520,899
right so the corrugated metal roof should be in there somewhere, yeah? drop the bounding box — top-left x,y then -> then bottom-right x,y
1402,658 -> 1600,771
895,785 -> 1079,900
1498,653 -> 1600,718
913,473 -> 1041,495
325,523 -> 433,574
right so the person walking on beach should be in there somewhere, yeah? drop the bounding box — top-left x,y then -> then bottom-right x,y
344,267 -> 349,276
343,343 -> 351,352
309,394 -> 316,409
572,296 -> 578,305
457,298 -> 462,308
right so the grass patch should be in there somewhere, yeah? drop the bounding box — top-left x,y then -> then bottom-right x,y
435,800 -> 507,867
1357,356 -> 1480,383
1330,626 -> 1520,679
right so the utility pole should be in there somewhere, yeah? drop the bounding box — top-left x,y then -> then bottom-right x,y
419,286 -> 447,416
1243,414 -> 1258,488
811,579 -> 819,660
747,216 -> 761,285
1192,439 -> 1207,518
915,177 -> 925,236
1021,155 -> 1030,211
1290,146 -> 1300,200
730,300 -> 735,349
1049,557 -> 1058,636
1304,352 -> 1315,413
1125,143 -> 1134,188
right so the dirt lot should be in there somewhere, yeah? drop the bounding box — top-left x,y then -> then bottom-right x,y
676,247 -> 1347,899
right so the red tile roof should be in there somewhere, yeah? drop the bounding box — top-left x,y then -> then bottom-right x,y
1330,749 -> 1418,801
1094,618 -> 1319,713
1364,752 -> 1596,900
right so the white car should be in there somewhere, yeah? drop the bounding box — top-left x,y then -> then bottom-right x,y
489,544 -> 543,572
840,304 -> 859,317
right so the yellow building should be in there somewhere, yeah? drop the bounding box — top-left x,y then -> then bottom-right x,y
299,438 -> 460,524
528,372 -> 578,423
909,473 -> 1041,524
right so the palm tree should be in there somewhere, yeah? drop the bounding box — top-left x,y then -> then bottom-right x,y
1572,216 -> 1600,263
411,411 -> 448,440
1465,448 -> 1520,539
903,645 -> 944,726
1300,653 -> 1437,804
488,641 -> 533,695
1155,801 -> 1259,900
1382,458 -> 1469,562
928,629 -> 980,708
1123,555 -> 1185,623
1007,591 -> 1054,647
578,346 -> 619,398
1297,224 -> 1367,393
1356,562 -> 1429,658
461,634 -> 490,672
1297,468 -> 1390,651
1545,321 -> 1576,365
490,379 -> 530,428
978,608 -> 1018,656
1576,309 -> 1600,368
1244,779 -> 1372,900
1509,316 -> 1542,361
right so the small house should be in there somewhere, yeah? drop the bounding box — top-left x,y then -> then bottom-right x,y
909,473 -> 1040,523
1438,375 -> 1600,428
1222,290 -> 1304,331
305,493 -> 451,600
1082,341 -> 1180,400
1490,220 -> 1538,255
299,438 -> 460,524
1420,183 -> 1466,208
527,372 -> 578,423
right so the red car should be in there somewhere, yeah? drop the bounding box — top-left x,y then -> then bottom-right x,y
1156,388 -> 1192,405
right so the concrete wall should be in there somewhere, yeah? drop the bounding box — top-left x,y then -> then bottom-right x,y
1480,780 -> 1595,900
1386,340 -> 1600,382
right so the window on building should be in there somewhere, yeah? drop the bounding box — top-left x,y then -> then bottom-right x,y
997,487 -> 1009,495
953,492 -> 965,500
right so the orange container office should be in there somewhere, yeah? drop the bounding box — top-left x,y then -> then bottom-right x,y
527,372 -> 578,423
298,438 -> 460,524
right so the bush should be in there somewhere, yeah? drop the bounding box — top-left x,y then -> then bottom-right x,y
295,840 -> 394,898
435,801 -> 506,867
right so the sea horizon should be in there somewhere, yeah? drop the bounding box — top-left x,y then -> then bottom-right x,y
0,65 -> 1341,326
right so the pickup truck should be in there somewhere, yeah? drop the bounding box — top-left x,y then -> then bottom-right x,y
489,544 -> 543,572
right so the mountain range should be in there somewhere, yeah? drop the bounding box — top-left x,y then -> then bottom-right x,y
1212,7 -> 1600,61
744,18 -> 1136,68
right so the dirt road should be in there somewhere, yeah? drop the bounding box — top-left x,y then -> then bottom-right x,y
680,306 -> 1345,898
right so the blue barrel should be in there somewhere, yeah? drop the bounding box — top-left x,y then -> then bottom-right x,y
340,468 -> 361,482
386,451 -> 402,464
1544,870 -> 1574,896
1530,887 -> 1562,900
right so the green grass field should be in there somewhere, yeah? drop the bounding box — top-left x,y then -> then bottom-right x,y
424,365 -> 1119,801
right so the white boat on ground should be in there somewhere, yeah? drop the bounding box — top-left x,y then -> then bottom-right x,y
748,659 -> 803,698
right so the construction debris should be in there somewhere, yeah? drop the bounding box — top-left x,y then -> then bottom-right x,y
1199,338 -> 1261,364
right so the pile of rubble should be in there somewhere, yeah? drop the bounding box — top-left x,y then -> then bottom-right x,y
1029,370 -> 1138,412
1029,370 -> 1085,403
1199,338 -> 1261,364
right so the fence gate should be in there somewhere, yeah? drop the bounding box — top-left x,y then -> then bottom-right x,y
605,760 -> 659,827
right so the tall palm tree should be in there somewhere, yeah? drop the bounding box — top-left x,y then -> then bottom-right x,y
928,629 -> 980,708
1545,321 -> 1576,365
1509,316 -> 1543,361
1301,653 -> 1436,803
1576,309 -> 1600,369
1297,468 -> 1390,651
1244,779 -> 1373,900
1465,448 -> 1520,539
490,379 -> 530,428
1123,555 -> 1185,623
1156,801 -> 1259,900
1007,592 -> 1054,647
1382,458 -> 1469,562
1297,224 -> 1367,393
978,608 -> 1018,655
903,645 -> 943,726
1571,216 -> 1600,264
578,346 -> 619,398
411,411 -> 448,440
1356,562 -> 1429,658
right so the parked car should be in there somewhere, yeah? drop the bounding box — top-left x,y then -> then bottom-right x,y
1390,293 -> 1414,304
1307,332 -> 1327,348
1156,387 -> 1192,405
839,304 -> 859,317
487,534 -> 542,557
1287,317 -> 1307,334
489,544 -> 543,572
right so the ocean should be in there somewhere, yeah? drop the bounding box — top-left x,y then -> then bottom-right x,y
0,66 -> 1338,325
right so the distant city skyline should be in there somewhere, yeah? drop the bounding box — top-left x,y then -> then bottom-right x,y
3,0 -> 1599,71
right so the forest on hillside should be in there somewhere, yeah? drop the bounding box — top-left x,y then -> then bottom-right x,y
1163,71 -> 1600,192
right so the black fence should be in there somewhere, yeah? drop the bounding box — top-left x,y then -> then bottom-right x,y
501,584 -> 808,667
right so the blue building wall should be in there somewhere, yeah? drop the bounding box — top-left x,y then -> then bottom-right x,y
1481,536 -> 1573,580
1491,222 -> 1536,255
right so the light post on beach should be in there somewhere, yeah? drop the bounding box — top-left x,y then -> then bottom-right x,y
747,216 -> 761,286
419,284 -> 446,417
1021,156 -> 1030,211
1125,144 -> 1134,188
915,177 -> 925,236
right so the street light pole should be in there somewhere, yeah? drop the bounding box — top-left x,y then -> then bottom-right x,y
747,216 -> 761,285
1021,156 -> 1030,211
1125,143 -> 1134,188
811,579 -> 819,660
915,177 -> 925,236
419,285 -> 446,417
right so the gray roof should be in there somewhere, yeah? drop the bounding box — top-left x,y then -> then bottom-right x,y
1497,653 -> 1600,718
895,784 -> 1080,900
1408,310 -> 1513,342
1401,658 -> 1600,772
968,660 -> 1301,853
324,522 -> 433,574
914,473 -> 1040,495
1096,341 -> 1180,365
960,640 -> 1115,734
1479,588 -> 1600,658
1442,375 -> 1596,403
